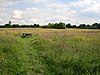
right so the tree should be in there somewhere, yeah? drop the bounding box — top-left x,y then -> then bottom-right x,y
48,23 -> 55,28
11,24 -> 20,28
78,24 -> 86,29
4,20 -> 12,28
92,23 -> 100,29
4,24 -> 11,28
86,25 -> 91,29
9,20 -> 12,26
33,24 -> 40,28
66,23 -> 72,28
43,22 -> 66,29
57,22 -> 66,29
98,23 -> 100,29
72,25 -> 77,28
42,25 -> 49,28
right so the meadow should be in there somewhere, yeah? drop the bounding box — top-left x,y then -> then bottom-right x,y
0,28 -> 100,75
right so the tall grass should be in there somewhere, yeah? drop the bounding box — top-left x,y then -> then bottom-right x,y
0,28 -> 100,75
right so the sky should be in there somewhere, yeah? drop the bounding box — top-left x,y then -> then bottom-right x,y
0,0 -> 100,25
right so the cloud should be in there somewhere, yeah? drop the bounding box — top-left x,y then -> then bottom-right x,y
0,7 -> 7,16
0,0 -> 48,6
67,0 -> 100,24
70,0 -> 100,14
47,3 -> 76,16
10,2 -> 77,25
29,0 -> 48,3
12,10 -> 23,19
82,2 -> 100,13
0,19 -> 3,22
0,0 -> 23,7
0,0 -> 100,25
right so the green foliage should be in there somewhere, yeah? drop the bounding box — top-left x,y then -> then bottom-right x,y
66,23 -> 72,28
4,24 -> 11,28
30,31 -> 100,75
0,29 -> 100,75
42,22 -> 66,29
1,20 -> 100,29
8,21 -> 11,25
91,23 -> 100,29
0,36 -> 28,75
11,24 -> 20,28
78,24 -> 87,29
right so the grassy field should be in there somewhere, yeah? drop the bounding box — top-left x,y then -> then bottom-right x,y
0,28 -> 100,75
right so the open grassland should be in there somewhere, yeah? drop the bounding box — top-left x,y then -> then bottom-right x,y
0,28 -> 100,75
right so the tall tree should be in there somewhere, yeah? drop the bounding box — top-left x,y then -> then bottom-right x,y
9,20 -> 12,26
66,23 -> 72,28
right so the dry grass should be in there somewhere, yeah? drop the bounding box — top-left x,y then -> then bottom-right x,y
0,28 -> 100,75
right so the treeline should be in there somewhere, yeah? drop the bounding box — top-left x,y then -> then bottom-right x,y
0,21 -> 100,29
0,24 -> 40,28
0,21 -> 40,28
42,22 -> 100,29
42,22 -> 66,29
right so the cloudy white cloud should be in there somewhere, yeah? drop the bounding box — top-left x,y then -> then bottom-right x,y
0,19 -> 3,22
12,10 -> 23,19
72,0 -> 100,14
29,0 -> 48,3
0,0 -> 100,25
0,0 -> 23,7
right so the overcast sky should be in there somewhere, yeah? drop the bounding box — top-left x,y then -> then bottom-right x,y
0,0 -> 100,25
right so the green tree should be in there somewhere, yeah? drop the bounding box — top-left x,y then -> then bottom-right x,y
72,25 -> 77,28
78,24 -> 86,29
57,22 -> 66,29
92,23 -> 100,29
33,24 -> 40,28
9,20 -> 12,25
11,24 -> 20,28
66,23 -> 72,28
4,20 -> 12,28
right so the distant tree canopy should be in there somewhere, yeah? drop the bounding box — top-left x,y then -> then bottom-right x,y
42,22 -> 66,29
4,20 -> 12,28
91,23 -> 100,29
9,20 -> 11,25
66,23 -> 72,28
42,23 -> 100,29
11,24 -> 20,28
78,24 -> 87,29
0,21 -> 100,29
2,21 -> 40,28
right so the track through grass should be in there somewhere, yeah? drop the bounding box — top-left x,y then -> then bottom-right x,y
0,28 -> 100,75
